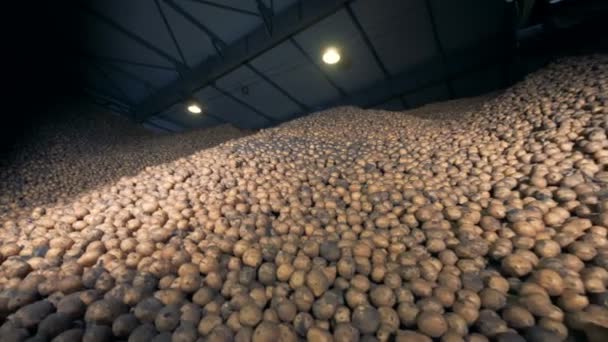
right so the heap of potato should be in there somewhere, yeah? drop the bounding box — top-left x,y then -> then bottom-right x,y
0,104 -> 249,220
1,55 -> 608,341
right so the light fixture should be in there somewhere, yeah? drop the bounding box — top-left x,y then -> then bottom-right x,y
186,99 -> 203,114
322,47 -> 341,65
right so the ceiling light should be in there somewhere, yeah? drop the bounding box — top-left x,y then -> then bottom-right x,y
187,104 -> 202,114
322,47 -> 341,65
186,99 -> 203,114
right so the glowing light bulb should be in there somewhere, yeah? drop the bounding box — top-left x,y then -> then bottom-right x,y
187,104 -> 202,114
322,47 -> 341,65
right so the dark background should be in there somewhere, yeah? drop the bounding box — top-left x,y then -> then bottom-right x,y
2,2 -> 84,154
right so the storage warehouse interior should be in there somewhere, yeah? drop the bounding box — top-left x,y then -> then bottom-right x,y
1,0 -> 608,341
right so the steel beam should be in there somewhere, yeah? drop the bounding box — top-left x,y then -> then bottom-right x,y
290,38 -> 347,97
84,54 -> 177,71
84,86 -> 131,107
135,0 -> 352,122
82,5 -> 184,68
183,0 -> 260,17
365,57 -> 508,110
145,120 -> 176,133
345,4 -> 391,80
255,0 -> 274,36
163,0 -> 226,50
424,0 -> 455,98
205,111 -> 227,124
212,84 -> 277,123
84,88 -> 131,112
245,64 -> 309,112
91,60 -> 156,93
84,87 -> 134,119
155,0 -> 187,67
90,63 -> 134,107
151,114 -> 188,130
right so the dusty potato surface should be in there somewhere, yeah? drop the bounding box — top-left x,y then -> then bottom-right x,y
1,56 -> 608,341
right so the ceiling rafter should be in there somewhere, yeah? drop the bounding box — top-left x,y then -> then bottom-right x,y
162,0 -> 227,56
182,0 -> 261,17
345,4 -> 390,79
289,38 -> 347,97
154,0 -> 188,68
84,53 -> 177,72
255,0 -> 274,36
89,63 -> 134,108
90,60 -> 157,94
145,120 -> 177,133
345,4 -> 409,109
203,110 -> 228,123
212,84 -> 277,123
82,4 -> 185,69
367,55 -> 508,109
423,0 -> 456,99
151,115 -> 186,131
84,86 -> 132,112
245,64 -> 310,112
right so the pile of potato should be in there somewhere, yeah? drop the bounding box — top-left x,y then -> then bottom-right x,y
1,55 -> 608,341
0,104 -> 249,220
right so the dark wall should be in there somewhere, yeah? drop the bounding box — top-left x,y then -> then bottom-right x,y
2,1 -> 85,154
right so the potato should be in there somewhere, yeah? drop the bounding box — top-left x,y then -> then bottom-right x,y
275,299 -> 297,322
333,323 -> 359,342
252,321 -> 280,342
501,254 -> 533,277
83,324 -> 113,342
395,330 -> 432,342
479,288 -> 506,310
306,269 -> 330,297
524,327 -> 563,342
239,303 -> 262,327
417,311 -> 448,338
155,305 -> 180,332
52,328 -> 84,342
198,314 -> 222,336
494,332 -> 526,342
352,305 -> 380,335
292,312 -> 314,337
134,297 -> 164,323
474,310 -> 509,337
397,302 -> 419,327
370,285 -> 396,308
128,323 -> 158,342
113,313 -> 140,337
172,322 -> 198,342
502,305 -> 535,329
14,300 -> 54,328
243,248 -> 263,268
37,312 -> 73,338
85,298 -> 127,325
557,289 -> 589,312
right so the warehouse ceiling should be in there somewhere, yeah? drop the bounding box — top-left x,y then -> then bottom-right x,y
81,0 -> 514,133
